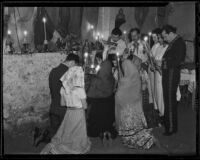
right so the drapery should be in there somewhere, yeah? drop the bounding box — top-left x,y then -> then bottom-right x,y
34,7 -> 55,48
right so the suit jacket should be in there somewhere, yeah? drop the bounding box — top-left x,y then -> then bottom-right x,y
49,63 -> 68,115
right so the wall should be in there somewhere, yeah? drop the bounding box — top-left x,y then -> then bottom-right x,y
3,53 -> 67,128
97,7 -> 158,40
167,2 -> 195,62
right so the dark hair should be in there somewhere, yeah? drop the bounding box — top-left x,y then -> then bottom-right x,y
95,52 -> 103,60
127,54 -> 133,61
152,28 -> 162,36
107,54 -> 117,61
64,53 -> 80,64
161,25 -> 177,34
128,28 -> 140,42
111,28 -> 122,36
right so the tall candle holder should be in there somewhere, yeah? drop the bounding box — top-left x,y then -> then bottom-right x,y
22,30 -> 29,54
148,32 -> 152,48
43,17 -> 48,52
5,30 -> 14,54
84,52 -> 89,74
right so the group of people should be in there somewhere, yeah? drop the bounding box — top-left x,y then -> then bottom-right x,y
40,24 -> 186,154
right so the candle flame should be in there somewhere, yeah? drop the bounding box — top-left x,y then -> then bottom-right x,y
116,52 -> 119,56
84,52 -> 88,58
95,65 -> 100,72
91,64 -> 95,68
24,30 -> 27,36
91,25 -> 94,29
43,17 -> 46,23
148,32 -> 152,36
123,30 -> 127,34
7,30 -> 11,35
144,36 -> 148,42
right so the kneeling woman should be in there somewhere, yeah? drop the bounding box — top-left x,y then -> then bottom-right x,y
87,52 -> 117,141
41,54 -> 91,154
115,58 -> 155,149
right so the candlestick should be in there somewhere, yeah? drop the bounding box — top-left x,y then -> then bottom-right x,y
43,17 -> 47,44
123,30 -> 127,46
24,30 -> 27,43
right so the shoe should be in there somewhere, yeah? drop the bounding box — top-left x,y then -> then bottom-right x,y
163,131 -> 174,136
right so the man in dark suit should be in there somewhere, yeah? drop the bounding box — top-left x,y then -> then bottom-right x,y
33,57 -> 69,147
161,25 -> 186,136
48,58 -> 69,138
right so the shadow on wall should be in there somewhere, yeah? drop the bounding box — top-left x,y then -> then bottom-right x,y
3,53 -> 67,130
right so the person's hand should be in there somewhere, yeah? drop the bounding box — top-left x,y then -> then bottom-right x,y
82,100 -> 87,110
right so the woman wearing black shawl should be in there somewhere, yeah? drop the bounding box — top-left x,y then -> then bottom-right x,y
87,52 -> 117,142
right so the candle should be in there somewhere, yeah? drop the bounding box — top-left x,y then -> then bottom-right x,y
123,30 -> 127,45
91,25 -> 94,30
42,17 -> 47,44
24,30 -> 27,43
91,64 -> 95,69
148,32 -> 152,47
144,36 -> 148,42
95,65 -> 100,72
97,32 -> 100,41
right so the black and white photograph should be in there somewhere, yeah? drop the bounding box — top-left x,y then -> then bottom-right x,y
1,1 -> 199,157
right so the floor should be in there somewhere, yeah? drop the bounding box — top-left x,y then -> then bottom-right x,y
3,99 -> 197,156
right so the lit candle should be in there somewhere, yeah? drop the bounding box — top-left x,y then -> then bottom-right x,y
95,65 -> 100,72
91,64 -> 95,69
148,32 -> 152,47
7,30 -> 11,35
144,36 -> 148,42
91,25 -> 94,30
84,52 -> 88,64
97,32 -> 100,41
123,30 -> 127,45
24,30 -> 27,43
101,34 -> 104,40
42,17 -> 47,44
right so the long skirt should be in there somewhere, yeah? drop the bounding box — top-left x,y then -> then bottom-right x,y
115,97 -> 154,149
87,95 -> 117,137
40,108 -> 91,154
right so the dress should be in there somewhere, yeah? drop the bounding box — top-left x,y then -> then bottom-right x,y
115,60 -> 154,149
87,60 -> 116,137
149,43 -> 160,110
41,66 -> 91,154
154,44 -> 168,116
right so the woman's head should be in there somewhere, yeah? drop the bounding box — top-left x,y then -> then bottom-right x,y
95,52 -> 103,65
151,28 -> 162,44
64,53 -> 80,67
108,54 -> 117,67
